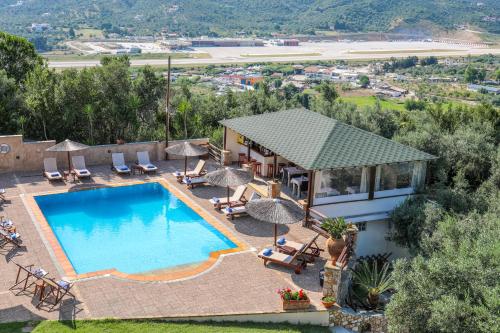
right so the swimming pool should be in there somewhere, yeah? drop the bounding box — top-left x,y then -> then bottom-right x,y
34,182 -> 237,276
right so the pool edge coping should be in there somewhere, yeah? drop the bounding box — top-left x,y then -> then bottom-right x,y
24,178 -> 249,282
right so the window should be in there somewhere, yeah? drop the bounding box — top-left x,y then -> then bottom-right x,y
356,222 -> 367,231
378,162 -> 413,191
316,168 -> 368,198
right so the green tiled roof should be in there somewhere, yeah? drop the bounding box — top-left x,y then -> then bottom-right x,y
220,108 -> 437,170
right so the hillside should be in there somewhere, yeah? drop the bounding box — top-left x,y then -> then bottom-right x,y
1,0 -> 499,39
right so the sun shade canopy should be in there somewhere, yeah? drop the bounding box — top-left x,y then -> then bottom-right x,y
46,139 -> 89,152
165,142 -> 207,157
205,167 -> 253,187
246,198 -> 305,225
221,108 -> 437,170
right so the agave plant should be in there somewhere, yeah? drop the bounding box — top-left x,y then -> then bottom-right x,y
351,261 -> 394,308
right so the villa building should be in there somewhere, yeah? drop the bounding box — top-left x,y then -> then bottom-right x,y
221,108 -> 437,258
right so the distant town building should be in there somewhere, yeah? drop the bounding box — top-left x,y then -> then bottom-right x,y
468,84 -> 500,94
31,23 -> 50,33
191,39 -> 264,47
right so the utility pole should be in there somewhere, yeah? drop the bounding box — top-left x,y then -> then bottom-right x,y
165,56 -> 171,160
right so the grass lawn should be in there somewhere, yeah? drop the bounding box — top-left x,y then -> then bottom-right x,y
340,95 -> 406,111
44,52 -> 211,62
75,29 -> 104,39
347,49 -> 464,55
0,320 -> 329,333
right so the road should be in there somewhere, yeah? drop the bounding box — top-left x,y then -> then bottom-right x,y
48,41 -> 500,68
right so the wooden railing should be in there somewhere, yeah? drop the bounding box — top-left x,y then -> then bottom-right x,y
336,232 -> 356,268
207,143 -> 222,165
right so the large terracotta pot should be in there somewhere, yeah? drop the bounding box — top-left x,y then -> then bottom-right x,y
326,237 -> 346,262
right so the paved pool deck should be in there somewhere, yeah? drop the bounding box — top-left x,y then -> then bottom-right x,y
0,159 -> 328,323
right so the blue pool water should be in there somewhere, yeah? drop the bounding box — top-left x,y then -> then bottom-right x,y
35,182 -> 237,275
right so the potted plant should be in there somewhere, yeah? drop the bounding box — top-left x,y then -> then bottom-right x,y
321,296 -> 336,308
322,217 -> 348,262
277,288 -> 310,310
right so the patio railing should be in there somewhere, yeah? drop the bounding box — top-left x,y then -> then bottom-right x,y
207,143 -> 222,165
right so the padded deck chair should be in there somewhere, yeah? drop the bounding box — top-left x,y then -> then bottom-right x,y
0,228 -> 21,248
258,245 -> 308,274
71,155 -> 91,179
222,192 -> 261,219
209,185 -> 247,209
37,277 -> 74,310
43,158 -> 63,181
111,153 -> 131,175
182,176 -> 208,189
172,159 -> 206,178
276,234 -> 322,261
137,151 -> 157,173
0,216 -> 15,232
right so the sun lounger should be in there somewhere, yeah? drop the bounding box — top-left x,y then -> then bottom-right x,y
258,246 -> 307,274
0,228 -> 21,248
43,158 -> 63,181
209,185 -> 247,209
222,192 -> 260,219
36,276 -> 74,309
172,159 -> 207,178
111,153 -> 131,175
182,176 -> 207,189
71,155 -> 91,179
137,151 -> 157,173
276,234 -> 322,260
10,263 -> 48,295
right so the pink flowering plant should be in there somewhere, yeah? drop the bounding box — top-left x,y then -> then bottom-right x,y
277,287 -> 308,301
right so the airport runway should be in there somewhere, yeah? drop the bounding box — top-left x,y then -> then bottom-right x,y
48,41 -> 500,68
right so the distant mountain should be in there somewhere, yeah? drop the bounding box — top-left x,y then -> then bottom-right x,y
1,0 -> 499,39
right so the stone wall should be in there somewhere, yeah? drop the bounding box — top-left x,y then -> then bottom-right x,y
330,307 -> 388,333
0,135 -> 209,173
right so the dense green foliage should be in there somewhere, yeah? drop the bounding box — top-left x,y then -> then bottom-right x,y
0,0 -> 498,41
0,320 -> 329,333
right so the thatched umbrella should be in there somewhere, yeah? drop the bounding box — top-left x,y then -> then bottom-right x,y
46,139 -> 89,170
165,142 -> 208,175
205,167 -> 253,207
246,198 -> 305,246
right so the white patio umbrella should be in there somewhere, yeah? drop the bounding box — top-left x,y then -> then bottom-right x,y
165,142 -> 208,175
46,139 -> 89,170
246,198 -> 305,246
205,167 -> 253,207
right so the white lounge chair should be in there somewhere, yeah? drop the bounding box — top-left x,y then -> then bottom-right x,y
172,160 -> 206,178
111,153 -> 131,175
71,156 -> 91,179
43,158 -> 63,181
137,151 -> 157,173
209,185 -> 247,209
222,192 -> 260,219
182,176 -> 207,189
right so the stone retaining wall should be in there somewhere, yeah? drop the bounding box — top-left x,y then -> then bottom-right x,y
330,307 -> 388,333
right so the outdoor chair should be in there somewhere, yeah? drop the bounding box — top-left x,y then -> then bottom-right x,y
182,176 -> 208,189
136,151 -> 158,173
43,158 -> 63,181
36,276 -> 74,310
71,155 -> 92,179
222,192 -> 261,219
111,153 -> 131,175
0,228 -> 21,248
276,234 -> 322,261
209,185 -> 247,209
172,159 -> 206,178
0,216 -> 15,233
257,245 -> 308,274
10,263 -> 48,295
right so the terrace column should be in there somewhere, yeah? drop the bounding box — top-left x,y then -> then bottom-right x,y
305,170 -> 315,221
368,166 -> 377,200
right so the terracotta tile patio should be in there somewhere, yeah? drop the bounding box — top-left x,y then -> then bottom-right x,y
0,159 -> 328,323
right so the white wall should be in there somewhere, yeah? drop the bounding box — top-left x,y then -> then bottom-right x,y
311,195 -> 410,218
355,220 -> 409,259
